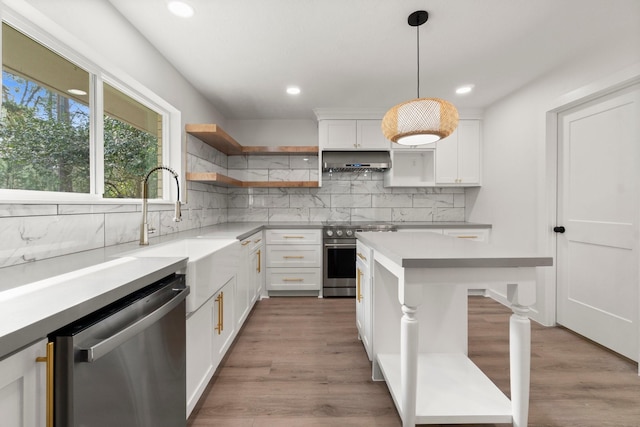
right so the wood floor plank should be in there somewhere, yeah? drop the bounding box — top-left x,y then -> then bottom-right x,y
187,296 -> 640,427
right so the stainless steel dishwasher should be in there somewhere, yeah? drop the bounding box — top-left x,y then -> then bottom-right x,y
50,273 -> 188,427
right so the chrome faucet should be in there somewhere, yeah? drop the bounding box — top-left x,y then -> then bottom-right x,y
140,165 -> 182,245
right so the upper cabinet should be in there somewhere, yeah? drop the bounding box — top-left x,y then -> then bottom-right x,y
435,120 -> 481,186
319,120 -> 390,150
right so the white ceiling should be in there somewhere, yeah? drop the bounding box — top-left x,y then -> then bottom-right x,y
107,0 -> 640,120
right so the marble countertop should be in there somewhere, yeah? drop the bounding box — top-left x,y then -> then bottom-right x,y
356,231 -> 552,268
0,221 -> 491,359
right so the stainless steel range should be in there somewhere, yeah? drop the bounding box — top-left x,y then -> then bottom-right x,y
323,223 -> 397,297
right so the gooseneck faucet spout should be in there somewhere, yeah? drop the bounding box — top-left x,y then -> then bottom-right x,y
140,165 -> 182,245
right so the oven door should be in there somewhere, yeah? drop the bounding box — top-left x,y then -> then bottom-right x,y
323,240 -> 356,297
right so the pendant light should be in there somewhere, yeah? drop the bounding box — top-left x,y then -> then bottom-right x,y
382,10 -> 459,145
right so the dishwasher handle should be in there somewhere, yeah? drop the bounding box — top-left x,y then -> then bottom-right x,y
77,286 -> 188,363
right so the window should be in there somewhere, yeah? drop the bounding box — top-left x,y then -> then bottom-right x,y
0,22 -> 176,201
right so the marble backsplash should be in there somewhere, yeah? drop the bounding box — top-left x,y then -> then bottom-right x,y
1,137 -> 464,268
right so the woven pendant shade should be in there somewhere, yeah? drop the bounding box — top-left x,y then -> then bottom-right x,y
382,10 -> 460,146
382,97 -> 459,145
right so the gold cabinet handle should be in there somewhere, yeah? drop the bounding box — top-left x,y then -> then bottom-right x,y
253,238 -> 262,243
456,235 -> 478,239
36,342 -> 54,427
282,278 -> 304,282
283,235 -> 305,239
214,292 -> 223,334
257,249 -> 261,273
356,252 -> 367,261
283,255 -> 304,259
356,268 -> 363,302
241,240 -> 251,246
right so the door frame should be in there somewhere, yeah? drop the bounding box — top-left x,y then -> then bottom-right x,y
542,63 -> 640,330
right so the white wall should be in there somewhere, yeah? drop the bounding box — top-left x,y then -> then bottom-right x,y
466,40 -> 640,325
226,119 -> 317,146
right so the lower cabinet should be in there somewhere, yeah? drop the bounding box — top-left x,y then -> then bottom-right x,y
0,338 -> 47,427
356,240 -> 373,360
265,229 -> 322,295
186,276 -> 235,417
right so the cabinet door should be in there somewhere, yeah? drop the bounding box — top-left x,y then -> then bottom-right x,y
0,338 -> 47,427
319,120 -> 357,149
435,130 -> 459,184
357,120 -> 390,150
251,243 -> 264,302
435,120 -> 481,185
213,278 -> 236,362
236,238 -> 251,327
457,120 -> 481,184
186,299 -> 215,416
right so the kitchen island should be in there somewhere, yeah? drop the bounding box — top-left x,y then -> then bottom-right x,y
355,231 -> 552,427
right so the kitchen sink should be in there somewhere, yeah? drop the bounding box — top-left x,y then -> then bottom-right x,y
121,238 -> 240,313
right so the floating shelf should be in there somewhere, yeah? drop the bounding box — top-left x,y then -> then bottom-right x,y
186,124 -> 318,156
186,172 -> 319,188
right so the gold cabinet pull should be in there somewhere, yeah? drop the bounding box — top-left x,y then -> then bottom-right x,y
283,255 -> 304,259
356,268 -> 363,302
241,240 -> 251,246
214,292 -> 223,334
257,249 -> 261,273
283,235 -> 305,239
282,278 -> 304,282
253,238 -> 262,243
356,252 -> 367,261
456,235 -> 478,239
36,342 -> 54,427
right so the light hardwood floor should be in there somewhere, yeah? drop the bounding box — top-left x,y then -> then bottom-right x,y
187,296 -> 640,427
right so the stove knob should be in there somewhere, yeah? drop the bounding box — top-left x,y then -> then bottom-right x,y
326,229 -> 333,237
336,229 -> 343,237
346,229 -> 354,237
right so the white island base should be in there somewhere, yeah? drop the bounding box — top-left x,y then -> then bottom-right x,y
358,232 -> 551,427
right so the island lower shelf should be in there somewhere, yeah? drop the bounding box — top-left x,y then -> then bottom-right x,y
377,353 -> 513,424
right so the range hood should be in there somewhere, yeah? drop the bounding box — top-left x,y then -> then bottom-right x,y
322,151 -> 391,172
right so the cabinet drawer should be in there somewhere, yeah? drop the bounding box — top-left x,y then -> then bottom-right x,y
443,228 -> 489,242
266,245 -> 321,267
356,240 -> 373,270
267,268 -> 321,291
266,229 -> 321,245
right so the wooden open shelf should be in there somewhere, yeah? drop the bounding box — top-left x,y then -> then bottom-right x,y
186,124 -> 318,156
186,172 -> 319,188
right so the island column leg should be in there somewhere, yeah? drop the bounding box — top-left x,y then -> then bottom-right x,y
401,304 -> 418,427
509,303 -> 531,427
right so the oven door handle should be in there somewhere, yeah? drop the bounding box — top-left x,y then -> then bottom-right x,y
324,243 -> 356,248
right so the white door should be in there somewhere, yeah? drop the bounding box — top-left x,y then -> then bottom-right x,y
556,84 -> 640,361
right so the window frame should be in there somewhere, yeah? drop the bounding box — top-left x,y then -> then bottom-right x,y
0,5 -> 183,204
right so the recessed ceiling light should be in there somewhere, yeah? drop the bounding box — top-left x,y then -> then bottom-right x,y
167,1 -> 194,18
286,86 -> 301,95
456,85 -> 474,95
67,88 -> 87,96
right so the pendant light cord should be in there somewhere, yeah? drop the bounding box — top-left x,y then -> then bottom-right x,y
416,22 -> 420,99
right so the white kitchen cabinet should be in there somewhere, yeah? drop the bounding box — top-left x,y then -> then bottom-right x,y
186,276 -> 236,417
319,120 -> 390,150
356,240 -> 373,361
266,229 -> 322,294
383,149 -> 435,187
250,232 -> 265,303
0,338 -> 47,427
435,119 -> 481,186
